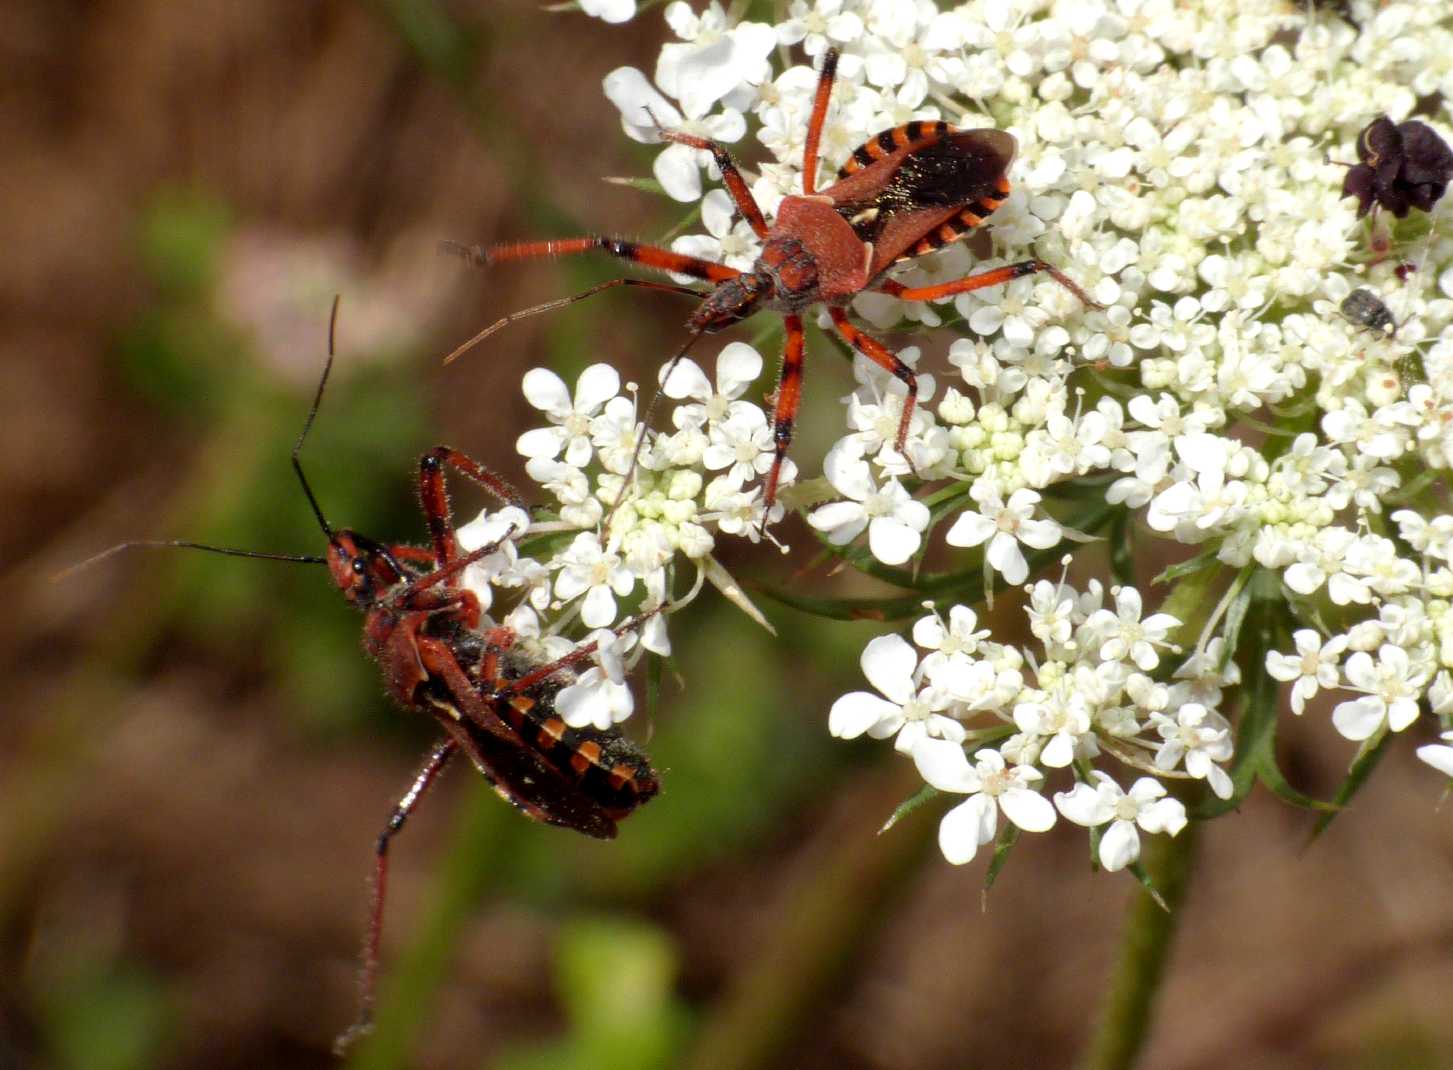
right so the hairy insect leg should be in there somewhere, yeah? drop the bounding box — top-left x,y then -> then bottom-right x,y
442,236 -> 740,284
442,278 -> 704,366
802,49 -> 840,195
828,307 -> 918,458
416,447 -> 529,567
654,130 -> 770,238
334,738 -> 458,1056
761,315 -> 806,521
880,258 -> 1102,308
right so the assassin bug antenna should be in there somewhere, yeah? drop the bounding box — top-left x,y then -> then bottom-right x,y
442,47 -> 1099,532
292,294 -> 341,538
51,296 -> 351,585
436,241 -> 703,366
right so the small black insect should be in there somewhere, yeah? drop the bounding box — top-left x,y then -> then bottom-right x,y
1342,117 -> 1453,220
1340,288 -> 1397,336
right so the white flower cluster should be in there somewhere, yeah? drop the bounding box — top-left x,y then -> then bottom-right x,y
446,343 -> 798,731
831,580 -> 1212,868
526,0 -> 1453,830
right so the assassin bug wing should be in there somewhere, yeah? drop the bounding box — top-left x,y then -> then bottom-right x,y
822,128 -> 1019,280
437,708 -> 621,838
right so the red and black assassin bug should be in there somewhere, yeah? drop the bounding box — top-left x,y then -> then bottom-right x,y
443,48 -> 1098,520
62,300 -> 659,1052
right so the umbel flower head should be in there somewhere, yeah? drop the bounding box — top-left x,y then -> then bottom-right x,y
505,0 -> 1453,877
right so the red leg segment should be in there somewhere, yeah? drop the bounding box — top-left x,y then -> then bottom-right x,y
762,315 -> 806,515
828,307 -> 917,455
334,738 -> 458,1056
801,49 -> 840,194
417,447 -> 527,568
880,258 -> 1101,308
655,130 -> 769,239
441,236 -> 740,284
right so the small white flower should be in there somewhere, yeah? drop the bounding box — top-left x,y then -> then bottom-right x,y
661,341 -> 764,430
1331,644 -> 1430,742
913,739 -> 1057,865
1086,587 -> 1181,672
552,532 -> 636,629
703,408 -> 775,486
808,439 -> 930,565
556,665 -> 635,729
1054,773 -> 1188,872
517,364 -> 620,468
944,484 -> 1062,585
829,633 -> 965,755
1150,703 -> 1234,800
1266,629 -> 1347,715
454,505 -> 530,611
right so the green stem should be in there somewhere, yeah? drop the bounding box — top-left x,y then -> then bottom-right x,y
1077,817 -> 1200,1070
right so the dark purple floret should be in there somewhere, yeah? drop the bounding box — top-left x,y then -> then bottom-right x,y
1342,117 -> 1453,219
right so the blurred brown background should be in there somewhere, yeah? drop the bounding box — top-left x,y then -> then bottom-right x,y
3,3 -> 1453,1068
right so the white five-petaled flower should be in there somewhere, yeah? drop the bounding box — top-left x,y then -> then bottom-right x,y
1331,644 -> 1430,742
944,484 -> 1063,585
517,364 -> 621,468
552,532 -> 636,629
1086,586 -> 1181,672
1417,730 -> 1453,779
1266,629 -> 1347,715
828,633 -> 965,755
808,439 -> 930,565
1054,773 -> 1189,872
555,629 -> 639,730
661,341 -> 765,430
912,739 -> 1057,865
1149,703 -> 1234,799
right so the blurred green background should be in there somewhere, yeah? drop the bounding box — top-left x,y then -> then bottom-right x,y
5,3 -> 1453,1069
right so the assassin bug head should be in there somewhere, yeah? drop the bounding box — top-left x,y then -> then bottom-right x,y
687,270 -> 773,332
325,531 -> 409,608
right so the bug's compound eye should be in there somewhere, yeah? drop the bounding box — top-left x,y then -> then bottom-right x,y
352,558 -> 367,575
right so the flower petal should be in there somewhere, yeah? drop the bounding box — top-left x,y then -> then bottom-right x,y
913,736 -> 978,793
828,691 -> 899,739
860,633 -> 917,704
1000,785 -> 1056,832
938,795 -> 995,865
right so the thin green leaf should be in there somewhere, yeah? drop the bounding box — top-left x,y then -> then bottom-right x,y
1309,730 -> 1394,842
983,824 -> 1020,892
600,175 -> 667,196
1125,860 -> 1170,912
1195,575 -> 1335,819
878,783 -> 941,834
1218,567 -> 1255,663
1153,548 -> 1218,586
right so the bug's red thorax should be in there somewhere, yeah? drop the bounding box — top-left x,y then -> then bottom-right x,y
770,196 -> 869,300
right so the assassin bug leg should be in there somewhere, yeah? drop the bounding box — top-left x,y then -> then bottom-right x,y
335,738 -> 459,1057
878,258 -> 1104,309
761,315 -> 805,527
829,306 -> 918,452
417,446 -> 528,563
801,48 -> 839,195
653,128 -> 771,239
